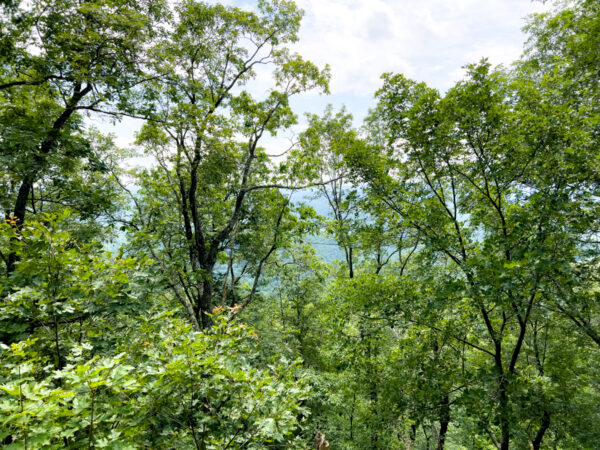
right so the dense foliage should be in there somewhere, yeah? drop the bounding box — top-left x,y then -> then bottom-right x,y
1,0 -> 599,448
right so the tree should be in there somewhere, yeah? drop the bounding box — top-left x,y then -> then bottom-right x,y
520,0 -> 600,352
346,60 -> 600,448
293,106 -> 364,278
0,0 -> 163,274
523,0 -> 600,112
130,0 -> 329,329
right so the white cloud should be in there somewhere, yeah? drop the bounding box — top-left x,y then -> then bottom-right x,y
291,0 -> 550,96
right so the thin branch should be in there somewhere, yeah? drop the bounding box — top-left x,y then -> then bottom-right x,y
242,176 -> 343,194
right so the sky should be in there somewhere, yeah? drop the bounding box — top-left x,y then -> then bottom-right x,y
285,0 -> 550,118
100,0 -> 552,159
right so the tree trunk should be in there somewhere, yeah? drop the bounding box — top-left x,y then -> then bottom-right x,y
6,177 -> 33,275
347,246 -> 354,279
532,411 -> 550,450
198,277 -> 214,329
437,393 -> 450,450
499,376 -> 510,450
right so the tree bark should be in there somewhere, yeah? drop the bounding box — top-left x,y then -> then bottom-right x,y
437,393 -> 450,450
532,411 -> 550,450
198,276 -> 214,329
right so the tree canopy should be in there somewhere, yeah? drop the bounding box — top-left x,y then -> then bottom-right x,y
1,0 -> 599,448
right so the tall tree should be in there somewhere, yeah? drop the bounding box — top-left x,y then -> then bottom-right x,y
346,60 -> 600,448
130,0 -> 329,329
294,106 -> 363,278
0,0 -> 163,274
520,0 -> 600,351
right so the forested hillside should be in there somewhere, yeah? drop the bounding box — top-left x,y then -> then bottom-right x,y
1,0 -> 599,448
